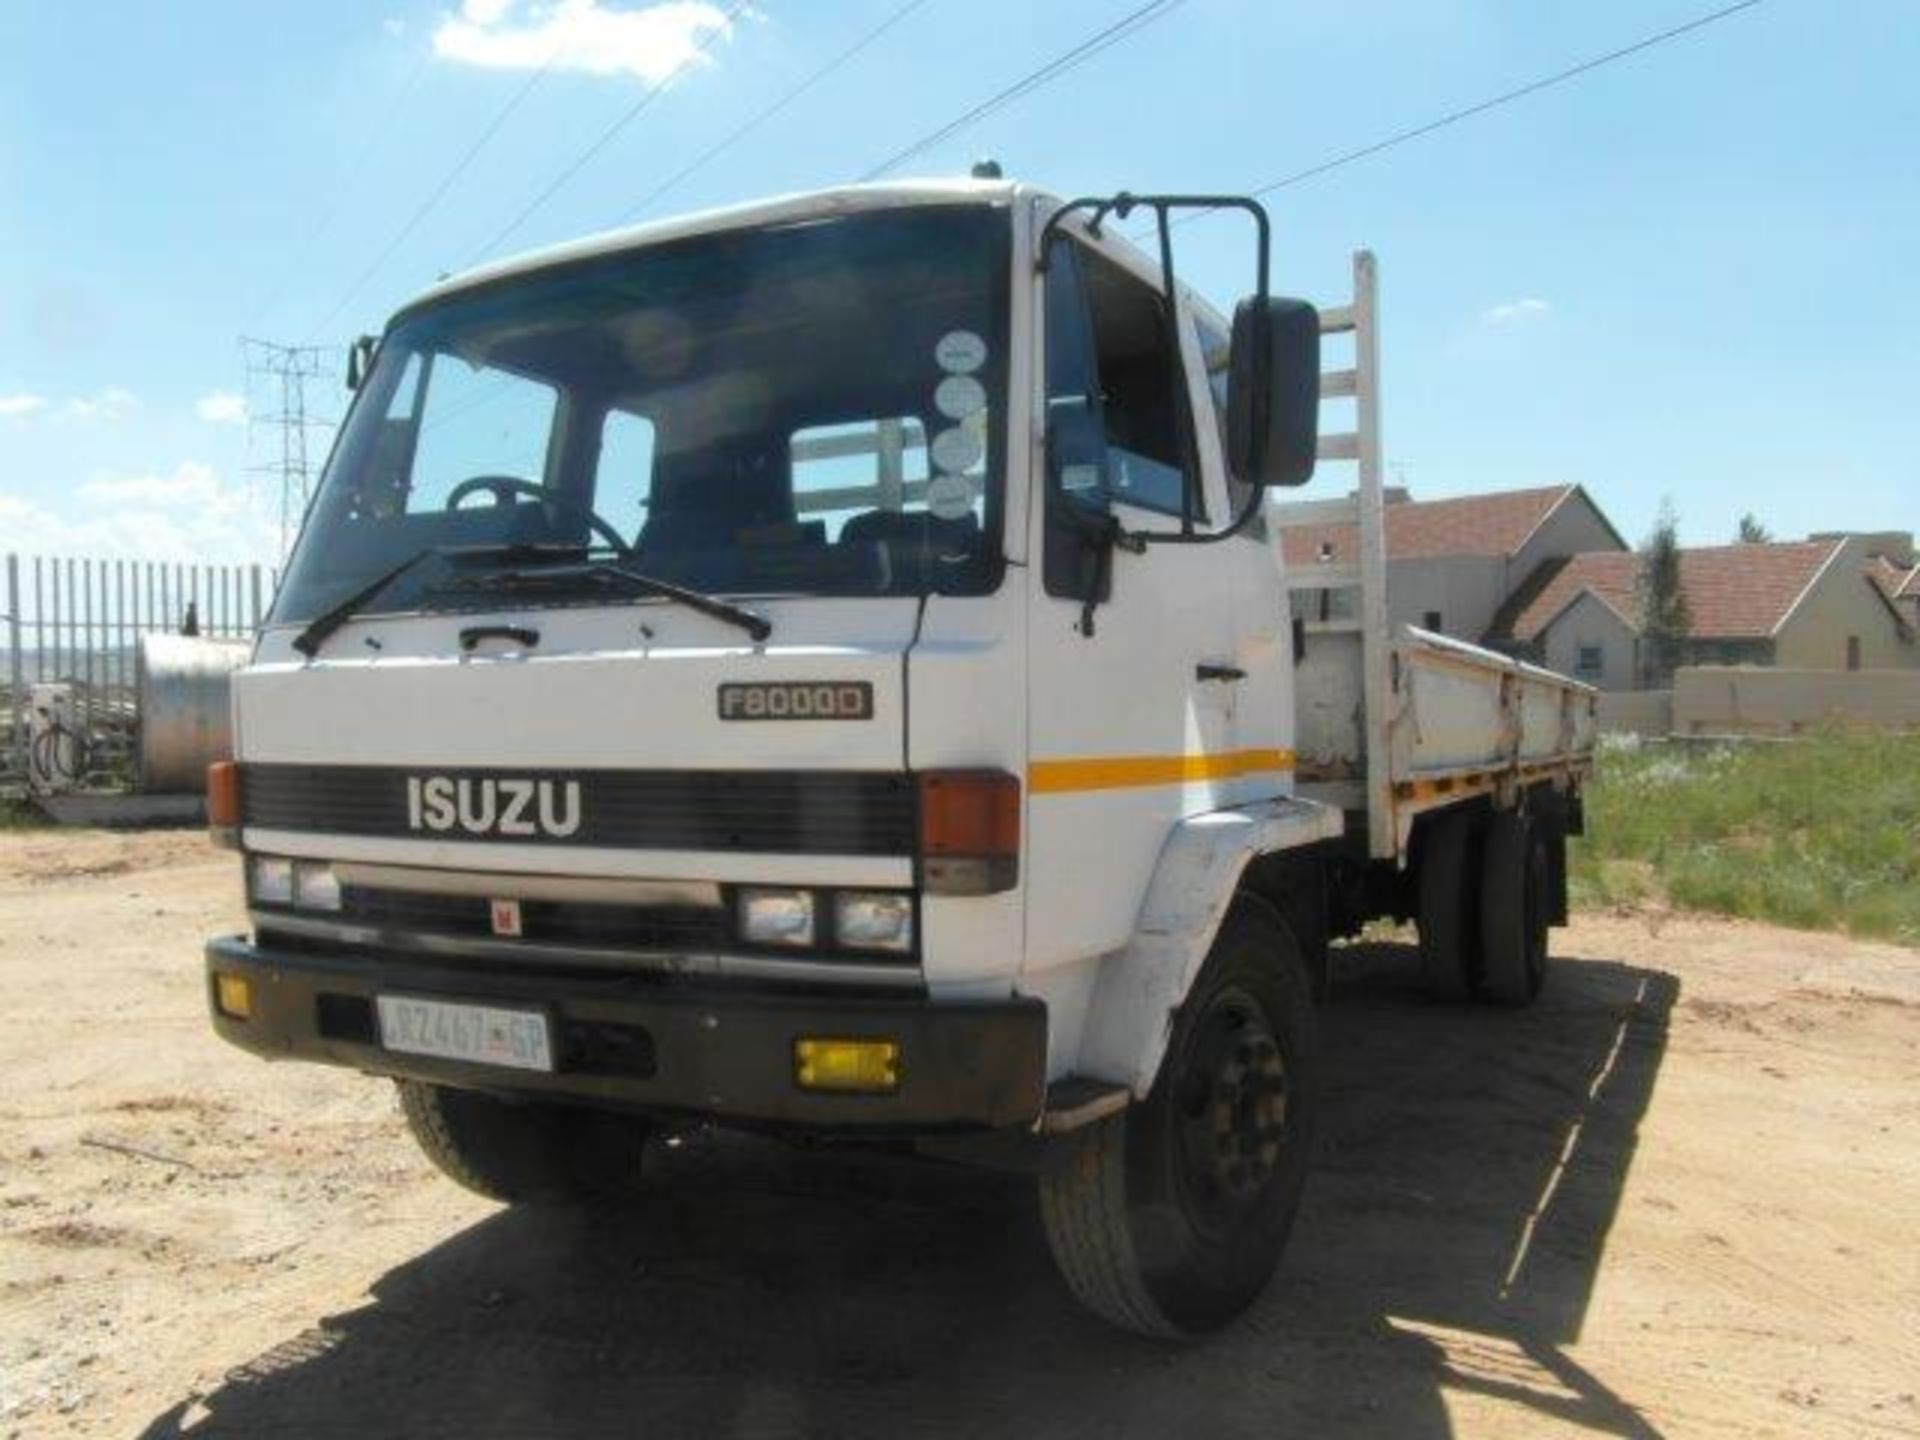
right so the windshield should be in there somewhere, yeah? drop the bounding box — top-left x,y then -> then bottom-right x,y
272,205 -> 1010,625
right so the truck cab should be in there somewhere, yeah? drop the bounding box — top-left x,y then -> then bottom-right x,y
206,178 -> 1589,1336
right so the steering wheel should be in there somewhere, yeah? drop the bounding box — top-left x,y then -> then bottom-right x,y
444,474 -> 630,554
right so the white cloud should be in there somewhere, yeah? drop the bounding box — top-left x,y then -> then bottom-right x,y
1,462 -> 278,563
0,393 -> 48,418
61,386 -> 139,422
196,389 -> 248,425
1481,297 -> 1551,327
433,0 -> 735,83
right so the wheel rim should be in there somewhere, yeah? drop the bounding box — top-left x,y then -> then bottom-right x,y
1171,985 -> 1290,1240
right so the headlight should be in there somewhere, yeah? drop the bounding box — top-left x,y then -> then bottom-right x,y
738,888 -> 814,947
834,892 -> 913,953
292,860 -> 342,912
250,855 -> 294,905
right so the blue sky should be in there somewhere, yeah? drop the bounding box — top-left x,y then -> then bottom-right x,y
1,0 -> 1914,563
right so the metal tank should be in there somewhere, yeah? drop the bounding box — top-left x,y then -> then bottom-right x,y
137,634 -> 251,794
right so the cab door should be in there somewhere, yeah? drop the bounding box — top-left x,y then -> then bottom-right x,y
1022,228 -> 1249,975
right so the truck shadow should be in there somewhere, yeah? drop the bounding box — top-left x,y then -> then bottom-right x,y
140,944 -> 1676,1439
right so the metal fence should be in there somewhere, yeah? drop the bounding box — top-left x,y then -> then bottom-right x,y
3,553 -> 272,793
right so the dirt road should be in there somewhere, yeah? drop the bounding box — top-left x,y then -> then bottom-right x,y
2,830 -> 1916,1438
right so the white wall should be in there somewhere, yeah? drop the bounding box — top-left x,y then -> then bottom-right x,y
1387,554 -> 1509,639
1676,666 -> 1920,733
1540,591 -> 1640,690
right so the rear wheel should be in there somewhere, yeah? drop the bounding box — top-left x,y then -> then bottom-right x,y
396,1081 -> 651,1202
1416,810 -> 1478,999
1478,810 -> 1551,1006
1039,900 -> 1318,1336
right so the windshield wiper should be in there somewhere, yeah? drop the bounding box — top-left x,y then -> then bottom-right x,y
290,543 -> 584,657
464,560 -> 773,642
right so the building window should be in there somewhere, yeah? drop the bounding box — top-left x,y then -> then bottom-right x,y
1423,610 -> 1443,633
1575,644 -> 1604,680
1846,635 -> 1861,671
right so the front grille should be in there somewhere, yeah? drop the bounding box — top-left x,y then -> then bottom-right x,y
239,765 -> 917,856
336,886 -> 727,951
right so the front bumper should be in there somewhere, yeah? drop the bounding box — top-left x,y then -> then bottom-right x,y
205,934 -> 1047,1132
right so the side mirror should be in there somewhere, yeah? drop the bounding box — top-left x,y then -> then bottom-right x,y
345,334 -> 378,393
1227,297 -> 1321,488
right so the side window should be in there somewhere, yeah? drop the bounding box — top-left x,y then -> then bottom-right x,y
1042,237 -> 1203,601
594,408 -> 656,545
1081,248 -> 1194,519
404,357 -> 558,514
1576,644 -> 1605,680
790,417 -> 935,540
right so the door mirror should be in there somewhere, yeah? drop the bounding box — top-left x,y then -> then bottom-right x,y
346,334 -> 378,393
1227,297 -> 1321,488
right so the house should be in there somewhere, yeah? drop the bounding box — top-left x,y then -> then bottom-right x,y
1488,534 -> 1919,687
1869,553 -> 1920,632
1276,483 -> 1628,641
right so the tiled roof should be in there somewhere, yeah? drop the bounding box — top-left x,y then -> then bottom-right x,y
1492,540 -> 1847,643
1868,557 -> 1905,606
1279,484 -> 1585,564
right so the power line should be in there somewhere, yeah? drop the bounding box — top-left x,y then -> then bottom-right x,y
302,54 -> 559,346
461,0 -> 752,269
1166,0 -> 1764,232
612,0 -> 937,228
244,47 -> 434,334
859,0 -> 1192,182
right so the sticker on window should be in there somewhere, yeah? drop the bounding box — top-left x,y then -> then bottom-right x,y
934,330 -> 987,374
930,424 -> 983,475
925,472 -> 975,520
934,374 -> 986,420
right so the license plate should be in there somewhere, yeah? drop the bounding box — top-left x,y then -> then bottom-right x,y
375,995 -> 554,1073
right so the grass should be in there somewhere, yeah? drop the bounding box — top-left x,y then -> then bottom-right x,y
1569,728 -> 1920,946
0,794 -> 49,830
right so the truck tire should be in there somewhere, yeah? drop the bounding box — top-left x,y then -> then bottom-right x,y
1038,899 -> 1318,1336
1478,810 -> 1550,1006
396,1081 -> 649,1203
1416,810 -> 1478,999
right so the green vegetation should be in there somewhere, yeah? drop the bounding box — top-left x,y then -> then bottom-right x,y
1570,729 -> 1920,945
0,795 -> 49,830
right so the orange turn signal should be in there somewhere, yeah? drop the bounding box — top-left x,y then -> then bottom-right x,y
207,761 -> 240,848
918,770 -> 1019,896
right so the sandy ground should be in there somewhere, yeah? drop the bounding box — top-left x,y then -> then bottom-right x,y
1,830 -> 1916,1439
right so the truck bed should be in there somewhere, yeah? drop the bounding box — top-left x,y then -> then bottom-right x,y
1293,620 -> 1596,859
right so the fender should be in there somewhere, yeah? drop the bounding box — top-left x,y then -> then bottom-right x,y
1072,795 -> 1345,1097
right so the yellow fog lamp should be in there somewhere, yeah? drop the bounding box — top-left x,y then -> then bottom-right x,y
793,1037 -> 900,1094
213,972 -> 253,1021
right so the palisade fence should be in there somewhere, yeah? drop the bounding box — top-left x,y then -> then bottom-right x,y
2,553 -> 274,795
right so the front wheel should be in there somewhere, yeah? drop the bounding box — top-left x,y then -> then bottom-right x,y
1039,899 -> 1319,1336
396,1081 -> 651,1203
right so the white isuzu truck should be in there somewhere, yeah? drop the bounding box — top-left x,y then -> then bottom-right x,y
204,178 -> 1595,1337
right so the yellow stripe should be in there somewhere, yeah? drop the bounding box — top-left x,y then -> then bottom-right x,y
1029,747 -> 1296,795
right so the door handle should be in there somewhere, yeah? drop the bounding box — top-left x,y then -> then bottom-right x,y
460,624 -> 541,652
1195,663 -> 1246,683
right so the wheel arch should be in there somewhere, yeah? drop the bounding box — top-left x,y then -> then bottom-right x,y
1071,796 -> 1343,1098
